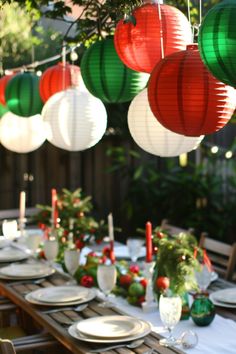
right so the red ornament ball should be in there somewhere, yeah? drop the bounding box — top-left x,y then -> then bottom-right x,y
114,3 -> 192,73
156,276 -> 170,290
39,62 -> 81,102
80,275 -> 94,288
148,44 -> 236,136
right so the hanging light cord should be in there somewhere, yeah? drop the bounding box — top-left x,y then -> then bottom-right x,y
157,1 -> 164,59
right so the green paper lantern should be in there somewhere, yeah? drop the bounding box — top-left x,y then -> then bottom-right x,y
80,37 -> 149,103
5,72 -> 43,117
198,0 -> 236,87
0,103 -> 8,118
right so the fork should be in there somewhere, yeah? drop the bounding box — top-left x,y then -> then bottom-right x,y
42,303 -> 88,314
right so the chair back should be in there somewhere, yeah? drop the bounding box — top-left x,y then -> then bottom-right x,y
0,339 -> 16,354
199,232 -> 236,280
160,219 -> 195,236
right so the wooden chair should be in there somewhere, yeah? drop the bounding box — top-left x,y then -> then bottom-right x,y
0,339 -> 16,354
160,219 -> 195,236
199,232 -> 236,281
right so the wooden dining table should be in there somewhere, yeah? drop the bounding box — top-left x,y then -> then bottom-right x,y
0,262 -> 235,354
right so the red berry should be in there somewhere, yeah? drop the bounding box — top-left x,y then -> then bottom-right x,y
75,239 -> 85,250
87,251 -> 97,257
129,264 -> 140,274
156,276 -> 170,290
137,295 -> 146,305
80,275 -> 94,288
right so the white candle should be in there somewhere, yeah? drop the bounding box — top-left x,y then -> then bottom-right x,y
108,213 -> 114,242
19,191 -> 26,221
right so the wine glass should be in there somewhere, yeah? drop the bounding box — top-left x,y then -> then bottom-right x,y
97,264 -> 117,308
43,239 -> 59,265
159,293 -> 182,347
25,231 -> 42,254
2,219 -> 18,240
126,238 -> 144,262
64,249 -> 80,276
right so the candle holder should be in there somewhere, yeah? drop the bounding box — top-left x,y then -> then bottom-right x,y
18,217 -> 27,238
142,261 -> 157,312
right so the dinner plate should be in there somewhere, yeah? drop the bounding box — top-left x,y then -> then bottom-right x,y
76,315 -> 144,339
68,318 -> 151,343
210,288 -> 236,305
0,263 -> 55,279
30,286 -> 90,303
26,286 -> 96,306
0,248 -> 29,262
114,246 -> 146,259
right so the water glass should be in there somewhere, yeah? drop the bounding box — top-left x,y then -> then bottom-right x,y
159,293 -> 182,346
64,249 -> 80,276
126,238 -> 144,262
2,219 -> 18,240
97,264 -> 117,307
43,239 -> 59,263
25,231 -> 42,253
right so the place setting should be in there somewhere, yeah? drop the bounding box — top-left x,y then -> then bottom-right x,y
0,262 -> 55,280
0,247 -> 29,263
68,314 -> 152,350
209,288 -> 236,308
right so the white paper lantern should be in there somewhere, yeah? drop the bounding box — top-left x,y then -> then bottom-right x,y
128,89 -> 204,157
42,88 -> 107,151
0,112 -> 46,153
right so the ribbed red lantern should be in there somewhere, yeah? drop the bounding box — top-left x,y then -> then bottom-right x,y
114,3 -> 192,73
39,62 -> 81,102
0,74 -> 15,105
148,44 -> 236,137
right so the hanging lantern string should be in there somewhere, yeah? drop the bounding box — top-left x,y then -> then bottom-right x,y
157,0 -> 164,59
199,0 -> 202,25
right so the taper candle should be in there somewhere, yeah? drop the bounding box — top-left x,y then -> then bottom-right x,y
145,221 -> 152,263
108,213 -> 115,264
19,191 -> 26,221
51,188 -> 57,228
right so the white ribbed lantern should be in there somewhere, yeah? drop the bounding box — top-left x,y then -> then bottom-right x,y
42,88 -> 107,151
0,113 -> 46,153
128,89 -> 204,157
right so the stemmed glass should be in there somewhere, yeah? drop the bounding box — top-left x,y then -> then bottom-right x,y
97,264 -> 117,308
159,293 -> 182,347
126,238 -> 144,262
43,239 -> 59,266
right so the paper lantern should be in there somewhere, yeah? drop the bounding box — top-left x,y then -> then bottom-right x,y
148,44 -> 236,137
128,89 -> 204,157
114,3 -> 192,73
39,62 -> 81,102
0,74 -> 15,105
198,0 -> 236,88
42,88 -> 107,151
0,112 -> 46,153
5,72 -> 43,117
80,37 -> 149,103
0,103 -> 8,118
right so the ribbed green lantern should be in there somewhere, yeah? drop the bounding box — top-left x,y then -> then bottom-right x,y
198,0 -> 236,87
5,72 -> 43,117
0,103 -> 8,118
80,37 -> 149,103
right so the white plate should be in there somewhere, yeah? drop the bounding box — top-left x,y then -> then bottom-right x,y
0,263 -> 55,279
210,288 -> 236,305
114,246 -> 146,259
26,286 -> 96,306
0,248 -> 29,262
77,315 -> 144,339
69,318 -> 151,344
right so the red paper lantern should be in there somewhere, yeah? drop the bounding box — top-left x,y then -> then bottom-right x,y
114,3 -> 192,73
39,62 -> 81,102
0,74 -> 15,105
148,44 -> 236,137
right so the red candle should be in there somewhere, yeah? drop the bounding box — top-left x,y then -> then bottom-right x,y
145,221 -> 152,263
51,188 -> 58,228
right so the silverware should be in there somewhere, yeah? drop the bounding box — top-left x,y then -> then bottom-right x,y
42,303 -> 88,314
89,338 -> 144,353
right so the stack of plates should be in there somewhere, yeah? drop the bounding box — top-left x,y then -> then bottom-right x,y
0,248 -> 29,263
26,286 -> 96,306
68,315 -> 151,343
0,263 -> 55,280
210,288 -> 236,308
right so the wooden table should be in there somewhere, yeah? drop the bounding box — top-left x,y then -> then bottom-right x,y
0,268 -> 235,354
0,271 -> 185,354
